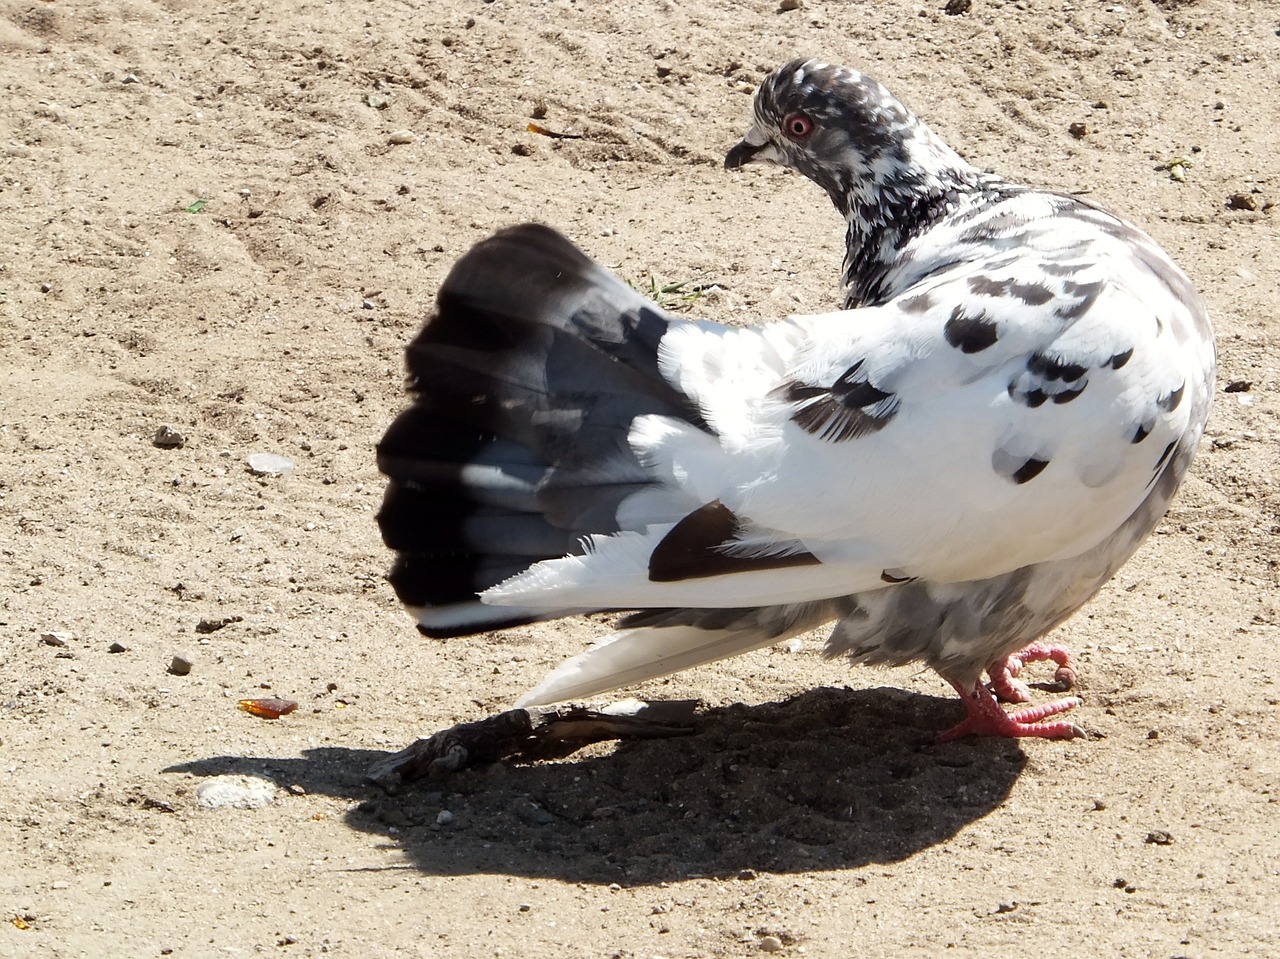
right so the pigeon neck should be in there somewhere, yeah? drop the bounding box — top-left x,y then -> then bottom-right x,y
835,166 -> 1001,308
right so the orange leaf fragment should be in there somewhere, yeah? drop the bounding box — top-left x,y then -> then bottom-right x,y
526,121 -> 583,140
238,697 -> 297,719
12,916 -> 30,930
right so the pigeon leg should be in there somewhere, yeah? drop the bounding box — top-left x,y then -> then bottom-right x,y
938,678 -> 1084,742
987,641 -> 1078,704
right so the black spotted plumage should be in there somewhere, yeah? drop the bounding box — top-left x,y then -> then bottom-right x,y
376,57 -> 1216,741
780,360 -> 899,442
944,308 -> 1000,353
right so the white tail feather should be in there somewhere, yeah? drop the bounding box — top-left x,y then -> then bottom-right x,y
516,623 -> 801,707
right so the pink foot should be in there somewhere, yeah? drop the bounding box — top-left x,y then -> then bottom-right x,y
987,641 -> 1078,704
938,678 -> 1084,742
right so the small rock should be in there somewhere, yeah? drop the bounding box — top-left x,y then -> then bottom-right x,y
107,642 -> 128,654
40,632 -> 72,647
152,425 -> 186,449
511,142 -> 534,156
778,0 -> 803,9
40,282 -> 52,294
286,783 -> 306,796
1226,192 -> 1258,211
1068,121 -> 1090,138
365,92 -> 390,110
195,615 -> 243,634
361,298 -> 376,310
168,654 -> 193,676
247,453 -> 294,476
195,775 -> 277,810
1223,380 -> 1252,393
759,935 -> 784,952
1145,829 -> 1174,845
944,0 -> 972,13
514,799 -> 554,825
388,129 -> 417,145
436,810 -> 454,826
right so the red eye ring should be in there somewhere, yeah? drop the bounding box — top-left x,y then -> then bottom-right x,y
782,112 -> 814,141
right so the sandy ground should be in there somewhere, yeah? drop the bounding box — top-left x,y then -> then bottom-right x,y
2,0 -> 1279,956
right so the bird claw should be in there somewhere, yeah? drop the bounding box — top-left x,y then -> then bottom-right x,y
941,665 -> 1084,742
987,641 -> 1077,704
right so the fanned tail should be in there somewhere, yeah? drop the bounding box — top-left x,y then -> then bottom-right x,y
377,224 -> 706,636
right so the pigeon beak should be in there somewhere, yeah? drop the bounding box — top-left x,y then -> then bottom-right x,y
724,125 -> 779,170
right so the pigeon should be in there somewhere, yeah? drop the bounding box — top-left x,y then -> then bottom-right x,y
376,58 -> 1215,740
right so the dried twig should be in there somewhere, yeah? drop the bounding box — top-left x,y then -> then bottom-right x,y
367,701 -> 698,793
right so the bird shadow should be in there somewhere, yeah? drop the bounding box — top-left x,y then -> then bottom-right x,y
166,686 -> 1026,885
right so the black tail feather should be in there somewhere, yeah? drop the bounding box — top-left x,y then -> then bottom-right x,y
377,223 -> 709,634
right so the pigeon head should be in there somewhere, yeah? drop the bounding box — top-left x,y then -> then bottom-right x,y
726,59 -> 995,306
726,58 -> 978,222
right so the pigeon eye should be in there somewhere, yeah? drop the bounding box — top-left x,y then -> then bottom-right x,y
782,112 -> 814,141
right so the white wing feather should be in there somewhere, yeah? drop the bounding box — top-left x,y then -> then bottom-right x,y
486,228 -> 1202,613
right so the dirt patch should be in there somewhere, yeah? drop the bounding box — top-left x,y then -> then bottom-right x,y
2,0 -> 1278,956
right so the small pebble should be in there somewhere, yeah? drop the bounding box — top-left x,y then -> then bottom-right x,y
195,775 -> 277,810
107,642 -> 128,654
247,453 -> 294,476
778,0 -> 802,9
514,799 -> 555,825
195,615 -> 243,634
436,810 -> 454,825
361,298 -> 376,310
760,935 -> 784,953
1145,829 -> 1174,845
388,129 -> 417,145
152,425 -> 186,449
1068,121 -> 1090,138
168,654 -> 193,676
40,632 -> 72,647
1226,192 -> 1258,211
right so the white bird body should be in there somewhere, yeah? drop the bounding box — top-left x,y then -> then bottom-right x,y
377,59 -> 1214,738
